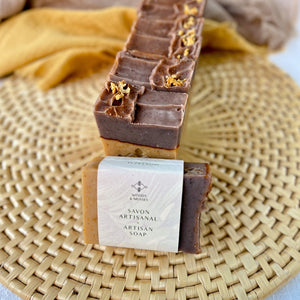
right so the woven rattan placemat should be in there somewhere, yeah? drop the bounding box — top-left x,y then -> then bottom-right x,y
0,51 -> 299,300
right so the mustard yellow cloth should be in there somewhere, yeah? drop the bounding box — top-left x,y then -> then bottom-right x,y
0,7 -> 264,90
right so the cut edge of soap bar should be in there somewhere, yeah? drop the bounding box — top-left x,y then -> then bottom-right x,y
82,157 -> 212,253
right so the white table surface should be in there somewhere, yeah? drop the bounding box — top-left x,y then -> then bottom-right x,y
0,4 -> 300,299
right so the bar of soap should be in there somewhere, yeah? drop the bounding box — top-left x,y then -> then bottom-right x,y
82,157 -> 212,254
94,82 -> 188,150
94,0 -> 206,159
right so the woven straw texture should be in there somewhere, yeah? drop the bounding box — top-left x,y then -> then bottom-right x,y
0,51 -> 299,300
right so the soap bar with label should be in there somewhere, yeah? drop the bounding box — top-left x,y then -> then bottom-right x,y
82,157 -> 212,253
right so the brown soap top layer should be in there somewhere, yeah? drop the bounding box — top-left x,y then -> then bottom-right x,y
170,16 -> 204,60
139,0 -> 206,20
133,18 -> 174,38
150,58 -> 196,93
108,51 -> 157,88
178,1 -> 206,18
127,9 -> 204,61
144,0 -> 183,5
96,81 -> 145,122
94,85 -> 188,149
126,33 -> 171,60
82,157 -> 212,254
138,3 -> 180,20
94,0 -> 206,150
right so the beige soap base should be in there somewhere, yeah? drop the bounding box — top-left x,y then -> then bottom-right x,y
101,137 -> 178,159
0,51 -> 300,300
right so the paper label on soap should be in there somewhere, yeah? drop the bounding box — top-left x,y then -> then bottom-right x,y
97,156 -> 184,252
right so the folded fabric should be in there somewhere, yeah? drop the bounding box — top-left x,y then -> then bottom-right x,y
0,7 -> 263,90
205,0 -> 298,50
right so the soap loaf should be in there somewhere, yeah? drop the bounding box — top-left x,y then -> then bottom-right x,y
94,0 -> 206,159
82,157 -> 212,254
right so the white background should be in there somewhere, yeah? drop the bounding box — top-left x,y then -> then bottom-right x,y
0,3 -> 299,299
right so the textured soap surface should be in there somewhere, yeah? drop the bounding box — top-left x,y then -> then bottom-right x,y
82,157 -> 212,253
94,83 -> 188,149
94,0 -> 206,155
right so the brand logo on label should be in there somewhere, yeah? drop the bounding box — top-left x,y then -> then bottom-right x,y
131,181 -> 147,192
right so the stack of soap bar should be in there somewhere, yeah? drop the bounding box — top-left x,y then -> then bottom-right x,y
82,157 -> 212,253
94,0 -> 206,159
